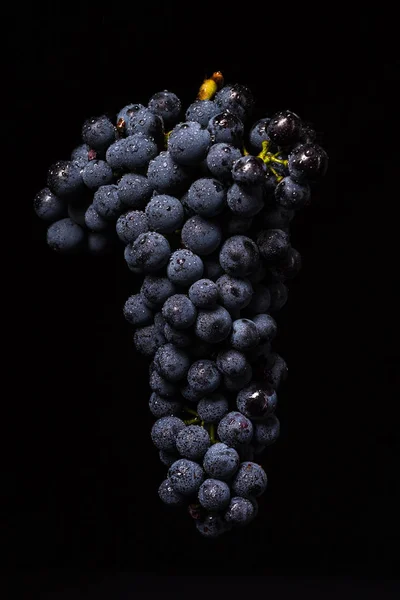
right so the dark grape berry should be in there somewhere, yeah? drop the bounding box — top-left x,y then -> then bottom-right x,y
236,381 -> 277,420
288,143 -> 329,182
267,110 -> 302,148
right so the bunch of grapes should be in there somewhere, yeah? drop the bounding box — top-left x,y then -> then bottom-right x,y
33,71 -> 328,537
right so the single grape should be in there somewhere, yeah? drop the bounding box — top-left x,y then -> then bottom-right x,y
274,176 -> 311,210
219,235 -> 260,277
145,194 -> 184,234
216,274 -> 253,312
168,459 -> 205,496
231,462 -> 268,498
158,479 -> 186,507
82,115 -> 116,152
224,496 -> 255,526
288,142 -> 328,182
153,343 -> 191,382
236,381 -> 277,420
117,174 -> 154,209
194,305 -> 232,343
187,359 -> 221,395
93,184 -> 123,221
149,392 -> 182,418
185,100 -> 220,127
150,416 -> 186,452
148,90 -> 182,128
140,275 -> 177,308
217,411 -> 254,447
175,425 -> 211,460
254,415 -> 280,446
208,111 -> 244,148
123,293 -> 153,327
46,218 -> 86,253
167,249 -> 204,287
168,121 -> 211,166
230,318 -> 260,351
267,110 -> 302,148
33,188 -> 67,222
133,324 -> 166,357
181,215 -> 222,256
188,279 -> 219,309
81,159 -> 113,189
116,210 -> 149,244
198,478 -> 230,511
203,442 -> 240,480
197,393 -> 229,424
187,177 -> 226,217
161,294 -> 197,329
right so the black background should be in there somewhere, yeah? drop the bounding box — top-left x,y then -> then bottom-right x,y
9,2 -> 399,595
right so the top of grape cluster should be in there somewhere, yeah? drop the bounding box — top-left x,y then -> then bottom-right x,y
34,70 -> 328,257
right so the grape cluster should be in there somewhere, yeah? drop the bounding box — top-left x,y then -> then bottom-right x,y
33,71 -> 328,537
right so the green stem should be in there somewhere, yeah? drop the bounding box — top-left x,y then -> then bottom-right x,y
184,417 -> 201,426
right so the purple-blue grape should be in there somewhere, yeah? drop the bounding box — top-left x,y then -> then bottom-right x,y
231,461 -> 267,498
236,381 -> 277,421
167,249 -> 204,287
148,90 -> 182,129
158,479 -> 186,507
181,215 -> 222,256
230,318 -> 260,351
151,416 -> 186,452
288,142 -> 328,182
82,115 -> 116,152
81,159 -> 113,189
125,231 -> 171,273
274,176 -> 311,210
123,293 -> 153,327
161,294 -> 197,329
149,392 -> 182,418
47,160 -> 84,198
197,393 -> 229,424
216,274 -> 253,312
116,210 -> 149,244
46,218 -> 86,253
198,478 -> 230,511
92,184 -> 123,221
34,188 -> 67,222
175,425 -> 211,460
267,110 -> 302,148
147,150 -> 192,195
231,155 -> 266,186
216,349 -> 248,377
217,411 -> 254,447
203,442 -> 240,480
119,134 -> 158,170
224,496 -> 255,526
187,177 -> 226,217
187,359 -> 221,395
117,173 -> 154,208
188,278 -> 219,309
219,235 -> 260,277
222,363 -> 253,392
168,121 -> 211,166
168,458 -> 205,496
71,143 -> 91,169
252,313 -> 278,342
206,142 -> 242,182
84,204 -> 110,232
145,194 -> 184,234
214,83 -> 254,122
133,324 -> 166,357
195,512 -> 231,538
125,107 -> 164,141
269,246 -> 302,281
153,343 -> 190,382
185,100 -> 220,127
140,275 -> 177,308
149,363 -> 177,397
208,111 -> 244,148
194,304 -> 232,343
254,415 -> 280,446
226,182 -> 264,218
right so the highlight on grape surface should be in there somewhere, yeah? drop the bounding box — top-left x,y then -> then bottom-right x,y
33,71 -> 328,537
